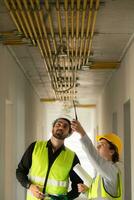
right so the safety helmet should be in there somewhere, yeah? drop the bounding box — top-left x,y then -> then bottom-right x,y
96,133 -> 123,155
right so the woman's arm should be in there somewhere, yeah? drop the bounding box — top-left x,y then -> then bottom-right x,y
71,120 -> 118,183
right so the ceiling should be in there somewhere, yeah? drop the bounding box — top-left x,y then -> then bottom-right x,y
0,0 -> 134,107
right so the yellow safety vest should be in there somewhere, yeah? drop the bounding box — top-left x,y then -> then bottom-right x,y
88,173 -> 122,200
27,141 -> 75,200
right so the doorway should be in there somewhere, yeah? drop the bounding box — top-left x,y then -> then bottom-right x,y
124,99 -> 131,200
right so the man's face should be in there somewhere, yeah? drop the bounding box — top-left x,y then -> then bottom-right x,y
52,119 -> 71,140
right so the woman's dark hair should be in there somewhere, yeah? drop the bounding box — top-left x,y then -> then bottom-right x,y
107,140 -> 119,163
53,118 -> 72,135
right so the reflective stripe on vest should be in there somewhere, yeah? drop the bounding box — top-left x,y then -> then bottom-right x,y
27,141 -> 75,200
88,173 -> 122,200
28,175 -> 69,187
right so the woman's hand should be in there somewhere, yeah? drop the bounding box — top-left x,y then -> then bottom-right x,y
77,183 -> 89,193
29,184 -> 45,199
71,120 -> 86,137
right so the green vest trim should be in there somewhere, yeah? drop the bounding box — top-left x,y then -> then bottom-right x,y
27,141 -> 75,200
88,172 -> 122,200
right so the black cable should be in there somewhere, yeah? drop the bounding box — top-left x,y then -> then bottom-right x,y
73,100 -> 78,120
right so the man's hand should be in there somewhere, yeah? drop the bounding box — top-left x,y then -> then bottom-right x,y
29,184 -> 45,199
71,120 -> 86,137
77,183 -> 89,193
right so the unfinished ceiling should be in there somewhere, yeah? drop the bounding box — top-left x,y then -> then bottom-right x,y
0,0 -> 134,106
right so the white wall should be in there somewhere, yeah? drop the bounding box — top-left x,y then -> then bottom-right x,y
0,45 -> 45,200
97,40 -> 134,200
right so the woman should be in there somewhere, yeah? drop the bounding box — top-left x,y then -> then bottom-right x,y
71,120 -> 123,200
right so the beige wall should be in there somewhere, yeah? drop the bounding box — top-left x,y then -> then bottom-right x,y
97,40 -> 134,200
0,45 -> 45,200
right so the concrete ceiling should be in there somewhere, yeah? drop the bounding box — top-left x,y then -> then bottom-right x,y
0,0 -> 134,106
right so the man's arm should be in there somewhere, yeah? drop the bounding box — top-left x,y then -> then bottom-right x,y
16,142 -> 36,188
67,154 -> 83,200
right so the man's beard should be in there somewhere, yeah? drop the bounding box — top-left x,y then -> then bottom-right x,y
53,129 -> 68,140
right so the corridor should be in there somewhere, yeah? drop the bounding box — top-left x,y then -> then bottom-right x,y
0,0 -> 134,199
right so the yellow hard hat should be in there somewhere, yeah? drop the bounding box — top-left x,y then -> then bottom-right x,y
96,133 -> 123,155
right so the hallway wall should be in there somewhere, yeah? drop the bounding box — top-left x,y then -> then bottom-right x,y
97,39 -> 134,200
0,45 -> 45,200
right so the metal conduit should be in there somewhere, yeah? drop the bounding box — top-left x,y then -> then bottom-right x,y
56,0 -> 63,43
71,0 -> 74,57
37,5 -> 60,97
56,0 -> 66,100
64,0 -> 72,100
71,1 -> 76,101
4,0 -> 100,102
10,0 -> 29,38
16,0 -> 36,45
4,0 -> 21,33
44,0 -> 66,100
6,0 -> 28,37
28,0 -> 59,99
71,0 -> 77,101
78,0 -> 87,69
44,0 -> 57,54
86,0 -> 100,64
37,1 -> 61,99
40,3 -> 60,100
83,0 -> 94,65
75,0 -> 80,59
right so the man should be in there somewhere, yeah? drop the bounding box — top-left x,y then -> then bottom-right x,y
71,119 -> 123,200
16,118 -> 83,200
